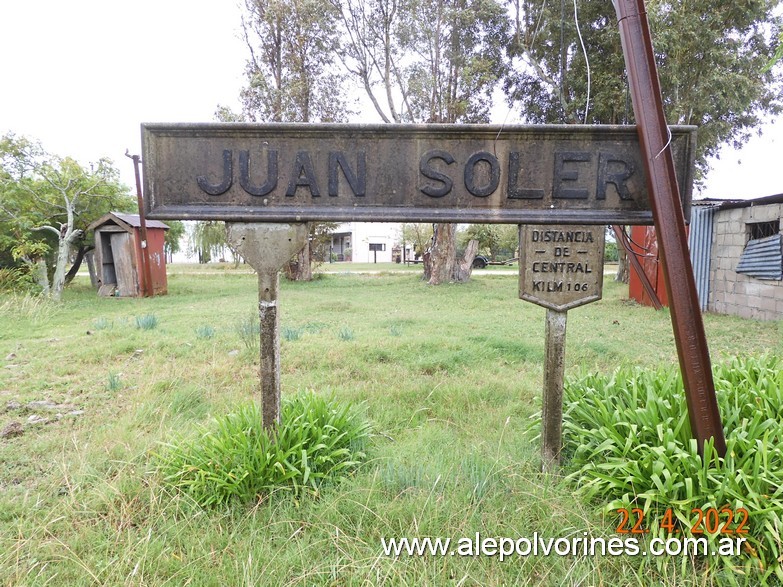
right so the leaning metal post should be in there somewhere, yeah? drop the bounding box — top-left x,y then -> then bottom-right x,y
614,0 -> 726,456
226,223 -> 309,428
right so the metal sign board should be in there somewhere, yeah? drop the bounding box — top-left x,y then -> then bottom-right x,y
141,123 -> 695,225
519,224 -> 605,311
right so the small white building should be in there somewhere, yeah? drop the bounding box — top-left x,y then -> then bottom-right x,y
328,222 -> 405,263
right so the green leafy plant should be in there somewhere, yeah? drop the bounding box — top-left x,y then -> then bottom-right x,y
135,314 -> 158,330
556,356 -> 783,584
154,392 -> 371,508
0,267 -> 34,292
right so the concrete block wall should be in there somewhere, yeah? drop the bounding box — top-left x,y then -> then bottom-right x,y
708,203 -> 783,321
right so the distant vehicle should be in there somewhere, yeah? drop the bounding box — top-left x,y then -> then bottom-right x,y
472,255 -> 489,269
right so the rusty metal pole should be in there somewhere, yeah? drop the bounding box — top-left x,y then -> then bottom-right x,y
614,0 -> 726,456
126,151 -> 154,297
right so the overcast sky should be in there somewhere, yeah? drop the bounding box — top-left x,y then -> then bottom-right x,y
1,0 -> 781,200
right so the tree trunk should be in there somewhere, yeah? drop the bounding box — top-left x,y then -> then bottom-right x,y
426,223 -> 457,285
284,241 -> 313,281
452,239 -> 479,282
422,250 -> 432,282
50,227 -> 82,302
85,250 -> 98,288
424,225 -> 478,284
64,244 -> 93,286
616,244 -> 630,283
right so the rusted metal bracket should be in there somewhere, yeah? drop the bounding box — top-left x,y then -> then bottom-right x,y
126,151 -> 154,297
614,0 -> 726,456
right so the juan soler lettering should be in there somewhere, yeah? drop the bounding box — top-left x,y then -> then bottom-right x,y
194,148 -> 636,202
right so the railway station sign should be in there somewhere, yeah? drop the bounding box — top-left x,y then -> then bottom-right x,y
142,123 -> 695,225
519,225 -> 605,311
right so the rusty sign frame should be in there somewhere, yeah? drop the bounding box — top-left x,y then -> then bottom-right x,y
142,123 -> 695,225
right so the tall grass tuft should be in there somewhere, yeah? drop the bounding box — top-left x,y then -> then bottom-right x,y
557,355 -> 783,584
337,326 -> 355,341
135,314 -> 158,330
107,372 -> 122,392
0,293 -> 56,322
281,325 -> 303,341
93,317 -> 113,331
236,314 -> 259,349
195,325 -> 216,339
154,391 -> 371,508
0,267 -> 33,292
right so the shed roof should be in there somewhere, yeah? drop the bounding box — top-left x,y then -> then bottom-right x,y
88,212 -> 169,232
715,193 -> 783,210
693,194 -> 783,210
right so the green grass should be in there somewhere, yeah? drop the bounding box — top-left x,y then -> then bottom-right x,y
0,269 -> 781,585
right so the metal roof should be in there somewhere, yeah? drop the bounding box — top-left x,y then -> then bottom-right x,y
88,212 -> 169,232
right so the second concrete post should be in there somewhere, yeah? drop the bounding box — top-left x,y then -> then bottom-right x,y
227,223 -> 309,428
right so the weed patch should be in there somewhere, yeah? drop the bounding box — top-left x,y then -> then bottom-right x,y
154,392 -> 370,508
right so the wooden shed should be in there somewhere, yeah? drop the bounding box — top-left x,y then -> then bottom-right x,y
87,212 -> 169,297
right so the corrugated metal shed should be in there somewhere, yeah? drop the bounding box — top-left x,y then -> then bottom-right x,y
688,205 -> 716,311
736,234 -> 783,280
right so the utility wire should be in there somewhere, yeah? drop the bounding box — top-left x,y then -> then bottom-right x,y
572,0 -> 591,123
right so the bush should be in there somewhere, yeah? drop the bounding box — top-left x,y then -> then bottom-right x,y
154,392 -> 371,508
604,240 -> 619,262
0,266 -> 34,292
558,356 -> 783,584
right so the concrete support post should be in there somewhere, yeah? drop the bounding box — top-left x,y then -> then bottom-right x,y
542,309 -> 567,472
226,223 -> 309,428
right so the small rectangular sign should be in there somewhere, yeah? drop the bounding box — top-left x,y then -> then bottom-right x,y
141,123 -> 695,225
519,225 -> 606,311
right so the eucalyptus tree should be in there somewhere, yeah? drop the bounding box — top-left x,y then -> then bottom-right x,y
224,0 -> 350,280
239,0 -> 349,124
505,0 -> 782,176
506,0 -> 781,284
335,0 -> 511,284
